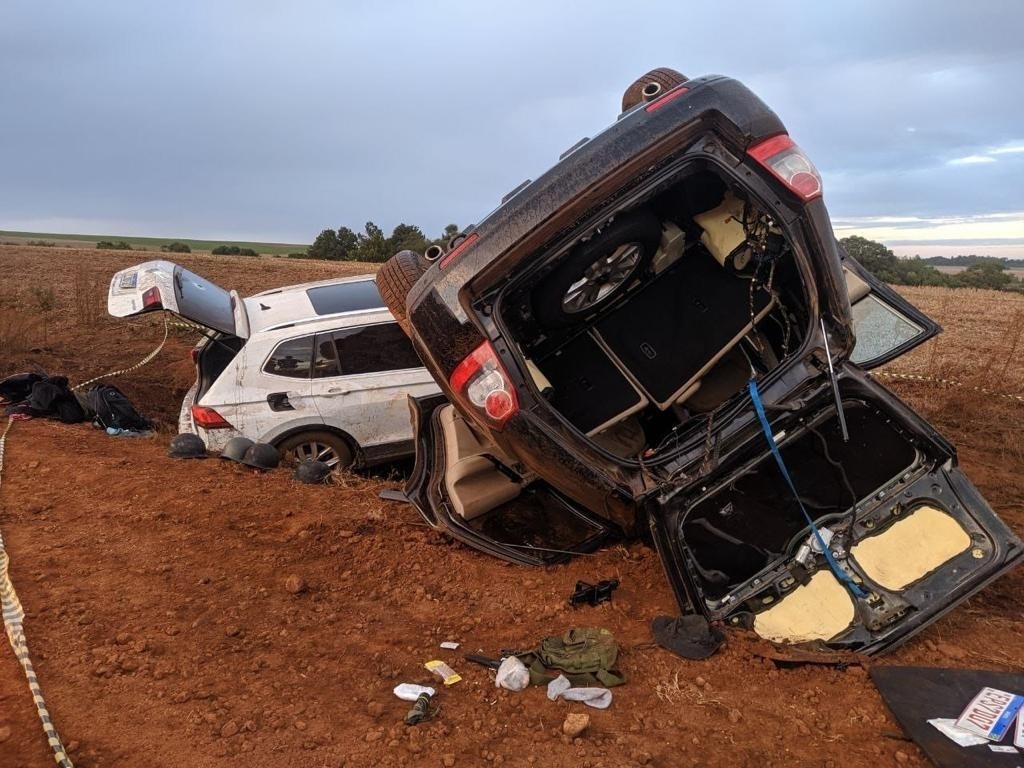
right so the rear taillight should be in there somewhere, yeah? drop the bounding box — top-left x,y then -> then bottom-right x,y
448,341 -> 519,430
644,85 -> 689,113
191,405 -> 232,429
438,232 -> 479,269
142,285 -> 162,308
748,134 -> 823,201
189,347 -> 199,365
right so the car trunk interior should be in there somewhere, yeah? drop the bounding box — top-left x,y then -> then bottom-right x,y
497,164 -> 811,461
196,333 -> 244,400
676,398 -> 920,601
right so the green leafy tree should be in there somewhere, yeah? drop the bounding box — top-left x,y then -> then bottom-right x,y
839,235 -> 902,283
336,226 -> 360,259
308,228 -> 343,260
954,261 -> 1015,290
355,221 -> 391,263
388,223 -> 430,255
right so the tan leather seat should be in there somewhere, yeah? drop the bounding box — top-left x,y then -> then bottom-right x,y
438,405 -> 520,520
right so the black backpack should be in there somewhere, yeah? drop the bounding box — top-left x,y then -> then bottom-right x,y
86,385 -> 151,431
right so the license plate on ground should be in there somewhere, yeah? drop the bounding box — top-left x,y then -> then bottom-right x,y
955,687 -> 1024,741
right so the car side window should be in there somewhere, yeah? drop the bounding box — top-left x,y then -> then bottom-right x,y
313,332 -> 342,378
263,335 -> 314,378
332,322 -> 422,375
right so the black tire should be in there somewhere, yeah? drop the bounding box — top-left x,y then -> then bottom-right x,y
377,249 -> 428,335
621,67 -> 688,112
532,209 -> 662,328
277,431 -> 354,471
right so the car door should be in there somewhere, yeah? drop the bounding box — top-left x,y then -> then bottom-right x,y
312,321 -> 440,451
207,333 -> 318,439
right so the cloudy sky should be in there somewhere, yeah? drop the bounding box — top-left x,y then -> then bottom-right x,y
2,1 -> 1023,257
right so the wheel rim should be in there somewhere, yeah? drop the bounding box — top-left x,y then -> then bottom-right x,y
290,441 -> 343,469
561,243 -> 642,314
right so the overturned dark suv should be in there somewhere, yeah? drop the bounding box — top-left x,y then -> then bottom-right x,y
378,69 -> 1021,654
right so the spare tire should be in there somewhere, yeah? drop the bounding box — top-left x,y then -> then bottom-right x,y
621,67 -> 688,112
532,209 -> 662,328
377,249 -> 428,335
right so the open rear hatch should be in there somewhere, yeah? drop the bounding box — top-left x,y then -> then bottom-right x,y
108,260 -> 249,338
648,369 -> 1022,653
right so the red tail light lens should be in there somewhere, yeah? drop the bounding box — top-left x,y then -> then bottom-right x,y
191,405 -> 233,429
644,85 -> 689,113
439,232 -> 479,269
449,341 -> 519,430
748,134 -> 823,201
142,285 -> 163,308
189,347 -> 199,365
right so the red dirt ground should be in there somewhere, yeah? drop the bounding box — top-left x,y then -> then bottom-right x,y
1,245 -> 1022,767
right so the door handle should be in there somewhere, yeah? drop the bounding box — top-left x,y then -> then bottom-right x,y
326,387 -> 349,395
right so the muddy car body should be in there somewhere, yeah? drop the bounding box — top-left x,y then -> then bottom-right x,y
107,261 -> 440,467
383,72 -> 1021,654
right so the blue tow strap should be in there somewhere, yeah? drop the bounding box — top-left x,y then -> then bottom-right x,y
747,379 -> 867,599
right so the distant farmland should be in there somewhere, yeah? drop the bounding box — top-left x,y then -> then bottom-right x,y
933,264 -> 1024,279
0,230 -> 309,256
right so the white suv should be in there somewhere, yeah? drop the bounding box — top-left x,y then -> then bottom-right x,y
107,260 -> 440,469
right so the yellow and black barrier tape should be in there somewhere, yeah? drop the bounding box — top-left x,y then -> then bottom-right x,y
873,370 -> 1024,404
0,416 -> 74,767
71,314 -> 172,392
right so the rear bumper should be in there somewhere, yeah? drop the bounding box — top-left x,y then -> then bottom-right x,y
179,383 -> 242,452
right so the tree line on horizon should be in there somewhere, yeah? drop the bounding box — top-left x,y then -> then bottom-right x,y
840,236 -> 1024,292
293,222 -> 461,263
291,224 -> 1023,293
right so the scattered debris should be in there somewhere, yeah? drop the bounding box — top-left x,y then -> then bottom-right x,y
494,656 -> 530,692
240,442 -> 280,471
293,459 -> 331,485
547,674 -> 612,709
393,683 -> 436,701
284,574 -> 307,595
873,666 -> 1024,768
439,641 -> 460,650
404,692 -> 432,726
569,578 -> 620,608
955,687 -> 1024,741
168,433 -> 207,459
424,659 -> 461,686
464,653 -> 502,670
650,615 -> 724,660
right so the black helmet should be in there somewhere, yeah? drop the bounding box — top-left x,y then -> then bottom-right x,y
294,459 -> 332,485
240,442 -> 280,470
220,436 -> 255,463
169,433 -> 207,459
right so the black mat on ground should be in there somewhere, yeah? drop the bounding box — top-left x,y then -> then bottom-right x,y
870,666 -> 1024,768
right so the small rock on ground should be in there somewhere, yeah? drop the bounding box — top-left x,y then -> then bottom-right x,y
562,713 -> 590,738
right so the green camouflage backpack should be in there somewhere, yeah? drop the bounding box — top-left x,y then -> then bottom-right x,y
520,627 -> 625,687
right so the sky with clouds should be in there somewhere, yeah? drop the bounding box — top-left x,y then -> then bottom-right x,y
1,1 -> 1022,257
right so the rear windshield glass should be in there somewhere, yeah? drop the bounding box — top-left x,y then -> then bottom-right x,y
306,280 -> 384,316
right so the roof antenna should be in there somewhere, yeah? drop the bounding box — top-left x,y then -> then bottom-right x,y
820,317 -> 850,442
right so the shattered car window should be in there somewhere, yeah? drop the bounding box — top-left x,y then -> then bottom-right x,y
850,294 -> 924,366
